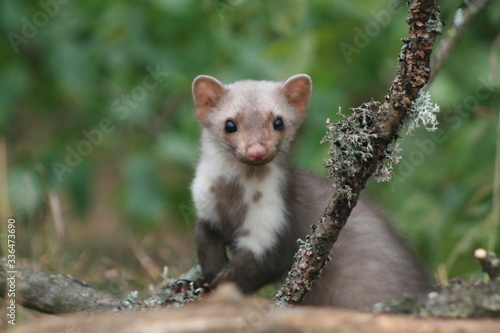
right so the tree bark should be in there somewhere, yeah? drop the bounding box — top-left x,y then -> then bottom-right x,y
0,258 -> 122,313
1,258 -> 206,313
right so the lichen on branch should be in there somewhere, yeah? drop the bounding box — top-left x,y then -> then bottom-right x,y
321,103 -> 378,190
406,90 -> 440,135
321,101 -> 403,189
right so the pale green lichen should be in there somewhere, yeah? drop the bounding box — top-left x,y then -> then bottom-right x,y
121,290 -> 139,309
373,141 -> 402,183
322,100 -> 404,186
321,101 -> 379,184
406,90 -> 440,135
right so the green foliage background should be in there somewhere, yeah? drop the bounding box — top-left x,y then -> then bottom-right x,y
0,0 -> 499,296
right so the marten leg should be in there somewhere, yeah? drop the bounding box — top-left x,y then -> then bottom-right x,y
195,219 -> 229,283
211,247 -> 293,294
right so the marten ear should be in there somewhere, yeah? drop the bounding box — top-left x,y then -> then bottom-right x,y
192,75 -> 226,123
282,74 -> 312,118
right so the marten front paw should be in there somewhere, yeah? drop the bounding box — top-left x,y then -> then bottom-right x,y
171,279 -> 211,296
193,285 -> 211,296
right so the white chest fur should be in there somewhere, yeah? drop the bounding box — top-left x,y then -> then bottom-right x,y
191,141 -> 287,260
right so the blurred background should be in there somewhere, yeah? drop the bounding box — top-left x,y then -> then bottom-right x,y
0,0 -> 499,311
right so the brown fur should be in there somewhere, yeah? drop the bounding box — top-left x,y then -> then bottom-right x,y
290,169 -> 431,307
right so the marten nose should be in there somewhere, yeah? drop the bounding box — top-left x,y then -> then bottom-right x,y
246,144 -> 267,162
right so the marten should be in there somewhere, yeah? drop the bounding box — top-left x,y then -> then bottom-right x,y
190,74 -> 430,308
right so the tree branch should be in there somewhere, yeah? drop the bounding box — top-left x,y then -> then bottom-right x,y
429,0 -> 492,84
475,248 -> 500,280
274,0 -> 443,306
0,258 -> 205,313
0,258 -> 122,313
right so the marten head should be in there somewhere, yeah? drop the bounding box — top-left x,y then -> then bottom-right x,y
192,74 -> 312,166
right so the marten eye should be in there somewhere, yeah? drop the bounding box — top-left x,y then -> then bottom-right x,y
224,120 -> 238,134
273,117 -> 284,131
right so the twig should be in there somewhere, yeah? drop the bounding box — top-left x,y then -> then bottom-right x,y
475,248 -> 500,280
132,242 -> 161,281
429,0 -> 492,85
488,32 -> 500,251
48,191 -> 66,247
274,0 -> 442,306
490,32 -> 500,83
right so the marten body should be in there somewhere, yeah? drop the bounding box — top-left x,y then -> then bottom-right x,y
191,74 -> 430,308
